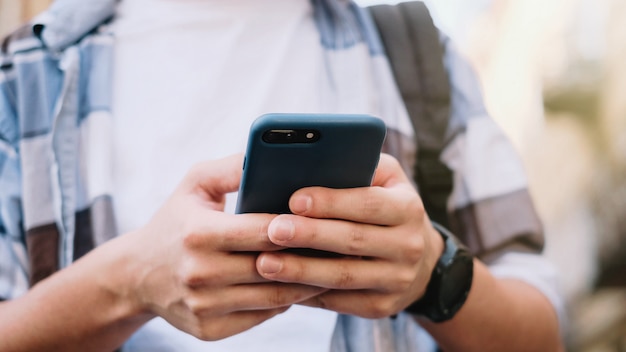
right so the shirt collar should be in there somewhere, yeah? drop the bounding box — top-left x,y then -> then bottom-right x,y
33,0 -> 117,51
30,0 -> 352,52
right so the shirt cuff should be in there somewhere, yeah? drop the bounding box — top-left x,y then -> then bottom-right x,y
487,251 -> 568,335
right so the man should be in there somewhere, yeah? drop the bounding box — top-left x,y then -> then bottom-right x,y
0,0 -> 563,350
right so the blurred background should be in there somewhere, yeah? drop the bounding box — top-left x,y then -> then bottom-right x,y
0,0 -> 49,34
1,0 -> 625,350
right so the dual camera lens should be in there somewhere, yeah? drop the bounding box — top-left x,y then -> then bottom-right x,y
262,129 -> 320,144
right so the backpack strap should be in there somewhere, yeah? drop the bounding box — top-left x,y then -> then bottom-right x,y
368,1 -> 453,228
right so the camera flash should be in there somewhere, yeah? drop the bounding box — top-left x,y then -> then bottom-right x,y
306,132 -> 314,139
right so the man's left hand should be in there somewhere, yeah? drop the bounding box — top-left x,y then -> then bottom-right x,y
256,153 -> 445,318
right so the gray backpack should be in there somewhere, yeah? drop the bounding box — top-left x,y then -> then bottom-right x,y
368,2 -> 453,228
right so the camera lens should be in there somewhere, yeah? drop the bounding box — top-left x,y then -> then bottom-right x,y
265,131 -> 279,142
263,130 -> 297,143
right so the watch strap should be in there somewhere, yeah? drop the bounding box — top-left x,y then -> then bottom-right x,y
404,223 -> 474,322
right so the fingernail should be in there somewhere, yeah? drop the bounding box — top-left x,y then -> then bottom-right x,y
291,195 -> 311,214
259,255 -> 283,275
269,218 -> 295,242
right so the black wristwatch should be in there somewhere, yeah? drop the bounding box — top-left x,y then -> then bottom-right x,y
404,223 -> 474,322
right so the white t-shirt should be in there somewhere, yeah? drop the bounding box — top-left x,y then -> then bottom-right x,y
112,0 -> 338,350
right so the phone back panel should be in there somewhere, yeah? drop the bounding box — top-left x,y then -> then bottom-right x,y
236,113 -> 387,214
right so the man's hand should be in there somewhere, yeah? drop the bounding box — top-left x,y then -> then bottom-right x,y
0,154 -> 328,352
255,153 -> 444,318
122,154 -> 325,340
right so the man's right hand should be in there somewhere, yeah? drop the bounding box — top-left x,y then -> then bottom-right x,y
121,154 -> 326,340
0,154 -> 325,352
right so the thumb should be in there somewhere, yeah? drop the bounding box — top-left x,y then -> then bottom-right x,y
185,153 -> 244,199
371,153 -> 412,188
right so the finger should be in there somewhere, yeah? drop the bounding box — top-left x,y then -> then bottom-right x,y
289,185 -> 420,226
185,153 -> 245,197
371,153 -> 412,188
178,307 -> 290,341
289,155 -> 421,225
299,290 -> 401,319
204,307 -> 290,340
267,214 -> 423,259
186,283 -> 326,316
180,252 -> 268,289
186,212 -> 283,252
256,253 -> 413,292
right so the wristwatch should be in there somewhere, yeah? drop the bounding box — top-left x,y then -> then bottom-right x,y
404,223 -> 474,322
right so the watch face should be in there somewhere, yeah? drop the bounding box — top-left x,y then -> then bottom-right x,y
440,255 -> 473,307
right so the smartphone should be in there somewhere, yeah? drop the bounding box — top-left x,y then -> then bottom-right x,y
236,113 -> 387,215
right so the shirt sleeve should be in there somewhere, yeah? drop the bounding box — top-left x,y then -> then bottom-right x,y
439,33 -> 545,259
0,64 -> 29,300
439,33 -> 566,332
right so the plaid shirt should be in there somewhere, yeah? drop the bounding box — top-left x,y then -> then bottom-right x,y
0,0 -> 552,350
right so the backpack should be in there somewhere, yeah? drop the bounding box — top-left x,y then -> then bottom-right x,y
368,2 -> 454,228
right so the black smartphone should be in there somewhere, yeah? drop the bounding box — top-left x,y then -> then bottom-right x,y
236,113 -> 387,215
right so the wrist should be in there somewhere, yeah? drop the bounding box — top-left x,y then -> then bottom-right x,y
404,223 -> 474,322
6,234 -> 155,350
89,232 -> 156,322
429,222 -> 446,266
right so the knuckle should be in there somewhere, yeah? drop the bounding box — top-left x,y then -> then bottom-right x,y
390,268 -> 416,292
228,219 -> 255,243
314,295 -> 329,310
218,226 -> 245,248
333,269 -> 355,289
402,235 -> 425,263
361,190 -> 384,217
258,218 -> 273,241
182,272 -> 205,289
368,298 -> 398,319
186,297 -> 216,318
181,214 -> 209,249
302,217 -> 318,238
183,230 -> 204,249
287,259 -> 307,283
266,284 -> 316,307
314,189 -> 337,217
179,260 -> 203,288
267,285 -> 287,306
221,228 -> 237,244
346,226 -> 366,253
195,323 -> 224,341
179,258 -> 221,289
195,332 -> 214,342
405,195 -> 425,218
